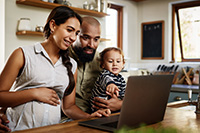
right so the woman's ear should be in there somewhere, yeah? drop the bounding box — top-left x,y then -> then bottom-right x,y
49,19 -> 56,33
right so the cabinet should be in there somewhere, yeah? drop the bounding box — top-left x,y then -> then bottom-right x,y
168,92 -> 198,103
168,84 -> 199,103
16,0 -> 110,42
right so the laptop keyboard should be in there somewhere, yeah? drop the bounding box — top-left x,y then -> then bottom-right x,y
101,121 -> 118,128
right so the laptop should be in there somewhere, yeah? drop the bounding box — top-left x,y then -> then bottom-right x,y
78,75 -> 174,132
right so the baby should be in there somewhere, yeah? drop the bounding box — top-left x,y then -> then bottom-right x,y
91,47 -> 126,112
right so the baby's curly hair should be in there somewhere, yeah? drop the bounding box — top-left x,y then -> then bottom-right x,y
99,47 -> 125,68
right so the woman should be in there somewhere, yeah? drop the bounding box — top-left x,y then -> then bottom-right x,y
0,6 -> 110,131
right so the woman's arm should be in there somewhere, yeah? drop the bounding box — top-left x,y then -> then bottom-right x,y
0,48 -> 34,107
0,48 -> 60,107
62,88 -> 110,119
62,70 -> 110,120
62,70 -> 90,119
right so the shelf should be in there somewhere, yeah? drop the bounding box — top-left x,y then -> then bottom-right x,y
16,31 -> 43,36
16,0 -> 109,17
100,38 -> 111,42
16,31 -> 110,42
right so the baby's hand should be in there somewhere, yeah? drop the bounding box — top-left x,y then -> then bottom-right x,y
106,84 -> 120,97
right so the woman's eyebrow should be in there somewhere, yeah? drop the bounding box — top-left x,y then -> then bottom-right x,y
67,26 -> 75,30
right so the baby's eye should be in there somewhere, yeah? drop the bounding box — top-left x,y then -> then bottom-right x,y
117,61 -> 121,63
108,60 -> 113,63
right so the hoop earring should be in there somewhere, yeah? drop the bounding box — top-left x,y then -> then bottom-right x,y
50,30 -> 53,34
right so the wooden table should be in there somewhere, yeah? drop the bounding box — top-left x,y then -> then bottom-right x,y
14,103 -> 200,133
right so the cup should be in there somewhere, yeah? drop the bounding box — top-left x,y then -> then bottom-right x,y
48,0 -> 54,3
96,0 -> 101,12
56,0 -> 63,4
89,4 -> 94,10
35,26 -> 43,32
101,0 -> 108,13
83,4 -> 89,10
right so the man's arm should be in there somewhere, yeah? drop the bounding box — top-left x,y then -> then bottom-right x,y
0,107 -> 11,132
93,94 -> 123,112
93,71 -> 125,112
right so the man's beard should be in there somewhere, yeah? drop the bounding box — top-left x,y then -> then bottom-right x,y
74,46 -> 96,63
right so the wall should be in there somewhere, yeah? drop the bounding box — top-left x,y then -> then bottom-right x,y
5,0 -> 50,60
130,0 -> 200,72
4,0 -> 200,73
129,0 -> 178,71
0,0 -> 5,71
4,0 -> 137,61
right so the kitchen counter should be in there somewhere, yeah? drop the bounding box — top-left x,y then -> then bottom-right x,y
169,84 -> 199,102
13,103 -> 200,133
171,84 -> 199,93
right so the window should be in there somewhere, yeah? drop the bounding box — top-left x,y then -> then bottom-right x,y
172,1 -> 200,62
105,4 -> 123,50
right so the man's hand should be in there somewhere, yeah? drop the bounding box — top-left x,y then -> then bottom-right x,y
90,109 -> 111,118
93,94 -> 122,112
0,113 -> 11,132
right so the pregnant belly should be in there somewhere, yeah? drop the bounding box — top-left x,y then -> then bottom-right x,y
6,101 -> 61,131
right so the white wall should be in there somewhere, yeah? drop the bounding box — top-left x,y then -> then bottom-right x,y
5,0 -> 50,60
4,0 -> 106,60
0,0 -> 5,71
4,0 -> 200,73
129,0 -> 178,70
129,0 -> 200,72
4,0 -> 138,60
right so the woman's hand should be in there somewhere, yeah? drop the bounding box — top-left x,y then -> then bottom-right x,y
32,87 -> 60,106
90,109 -> 111,118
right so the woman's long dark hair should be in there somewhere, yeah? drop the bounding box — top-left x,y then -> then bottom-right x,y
43,6 -> 82,96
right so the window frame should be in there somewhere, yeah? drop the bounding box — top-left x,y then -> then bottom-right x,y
172,1 -> 200,62
109,4 -> 123,50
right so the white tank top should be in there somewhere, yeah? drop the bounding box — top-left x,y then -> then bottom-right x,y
6,42 -> 77,131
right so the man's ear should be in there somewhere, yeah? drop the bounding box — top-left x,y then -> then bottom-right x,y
49,19 -> 56,33
101,64 -> 105,69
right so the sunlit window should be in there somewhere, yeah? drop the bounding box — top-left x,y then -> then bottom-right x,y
172,1 -> 200,62
105,8 -> 118,48
105,4 -> 123,49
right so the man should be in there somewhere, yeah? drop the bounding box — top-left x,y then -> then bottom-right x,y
0,108 -> 10,132
69,17 -> 123,113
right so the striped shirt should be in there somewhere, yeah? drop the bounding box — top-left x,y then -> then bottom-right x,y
91,69 -> 126,112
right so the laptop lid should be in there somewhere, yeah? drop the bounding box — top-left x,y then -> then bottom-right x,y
79,75 -> 174,132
